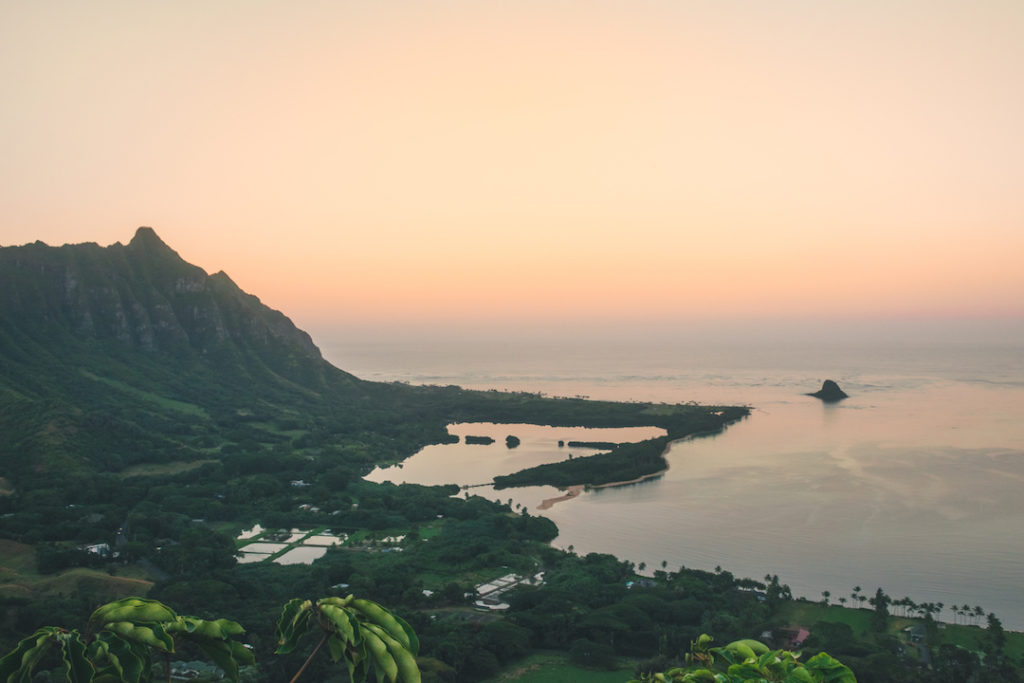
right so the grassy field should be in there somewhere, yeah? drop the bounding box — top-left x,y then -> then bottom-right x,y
776,602 -> 892,638
117,459 -> 218,478
0,540 -> 36,575
777,600 -> 1024,659
79,369 -> 207,417
0,540 -> 153,601
482,653 -> 633,683
938,623 -> 1024,659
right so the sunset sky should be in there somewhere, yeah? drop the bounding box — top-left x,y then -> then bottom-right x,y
2,1 -> 1022,336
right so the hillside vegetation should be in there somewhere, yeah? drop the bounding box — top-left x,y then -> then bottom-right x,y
2,230 -> 1017,683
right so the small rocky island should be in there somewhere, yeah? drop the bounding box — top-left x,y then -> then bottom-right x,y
808,379 -> 848,402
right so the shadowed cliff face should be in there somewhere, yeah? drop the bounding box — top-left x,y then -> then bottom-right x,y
0,227 -> 321,359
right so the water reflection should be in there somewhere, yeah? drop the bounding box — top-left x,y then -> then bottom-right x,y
363,382 -> 1024,628
366,422 -> 665,487
274,546 -> 328,565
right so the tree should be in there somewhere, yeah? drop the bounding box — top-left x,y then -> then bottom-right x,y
0,594 -> 421,683
628,634 -> 856,683
276,595 -> 420,683
0,597 -> 253,683
869,588 -> 890,632
764,575 -> 790,614
982,612 -> 1006,660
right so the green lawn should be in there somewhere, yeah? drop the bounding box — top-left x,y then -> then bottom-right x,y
778,600 -> 1024,660
482,653 -> 633,683
776,602 -> 885,638
0,540 -> 154,601
117,460 -> 218,478
938,623 -> 1024,660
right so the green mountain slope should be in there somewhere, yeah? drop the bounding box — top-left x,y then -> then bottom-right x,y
0,228 -> 747,487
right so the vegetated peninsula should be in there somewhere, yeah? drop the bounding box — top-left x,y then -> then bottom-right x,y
493,410 -> 746,490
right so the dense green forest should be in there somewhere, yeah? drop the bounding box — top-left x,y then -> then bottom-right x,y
1,231 -> 1020,682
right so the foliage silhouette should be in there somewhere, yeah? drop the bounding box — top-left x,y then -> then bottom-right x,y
0,597 -> 253,683
0,595 -> 421,683
276,595 -> 420,683
628,633 -> 856,683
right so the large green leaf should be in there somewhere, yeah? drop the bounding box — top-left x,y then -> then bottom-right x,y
169,616 -> 245,640
91,633 -> 147,683
318,604 -> 357,646
189,637 -> 251,682
803,653 -> 857,683
350,599 -> 412,652
361,623 -> 420,683
0,629 -> 57,683
102,622 -> 175,653
275,599 -> 313,654
90,598 -> 177,628
56,631 -> 93,683
389,614 -> 420,657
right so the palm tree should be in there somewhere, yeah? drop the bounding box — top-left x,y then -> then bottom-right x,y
821,590 -> 831,606
838,597 -> 848,607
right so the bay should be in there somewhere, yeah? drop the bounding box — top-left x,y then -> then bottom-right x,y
333,332 -> 1024,628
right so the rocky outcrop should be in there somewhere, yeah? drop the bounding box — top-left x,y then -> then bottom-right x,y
808,379 -> 848,402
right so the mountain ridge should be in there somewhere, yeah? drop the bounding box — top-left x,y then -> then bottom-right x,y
1,227 -> 324,361
0,228 -> 746,488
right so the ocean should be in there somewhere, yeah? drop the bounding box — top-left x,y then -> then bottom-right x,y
319,327 -> 1024,629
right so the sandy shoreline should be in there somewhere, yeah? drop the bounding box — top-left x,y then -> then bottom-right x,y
588,465 -> 669,490
537,485 -> 584,509
536,464 -> 670,509
532,431 -> 722,510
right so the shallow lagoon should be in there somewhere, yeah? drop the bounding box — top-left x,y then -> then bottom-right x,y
367,422 -> 664,489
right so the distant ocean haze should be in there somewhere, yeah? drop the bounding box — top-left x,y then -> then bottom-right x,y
351,332 -> 1024,629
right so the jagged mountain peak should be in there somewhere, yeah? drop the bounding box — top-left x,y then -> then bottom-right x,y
129,225 -> 166,246
125,226 -> 188,262
0,227 -> 328,365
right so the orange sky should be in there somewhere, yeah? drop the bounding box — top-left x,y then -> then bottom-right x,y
1,1 -> 1022,331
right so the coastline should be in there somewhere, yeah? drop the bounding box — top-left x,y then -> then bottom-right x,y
588,465 -> 669,490
533,431 -> 724,508
537,485 -> 584,510
536,462 -> 671,509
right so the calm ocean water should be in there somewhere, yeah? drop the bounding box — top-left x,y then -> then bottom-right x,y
324,332 -> 1024,629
